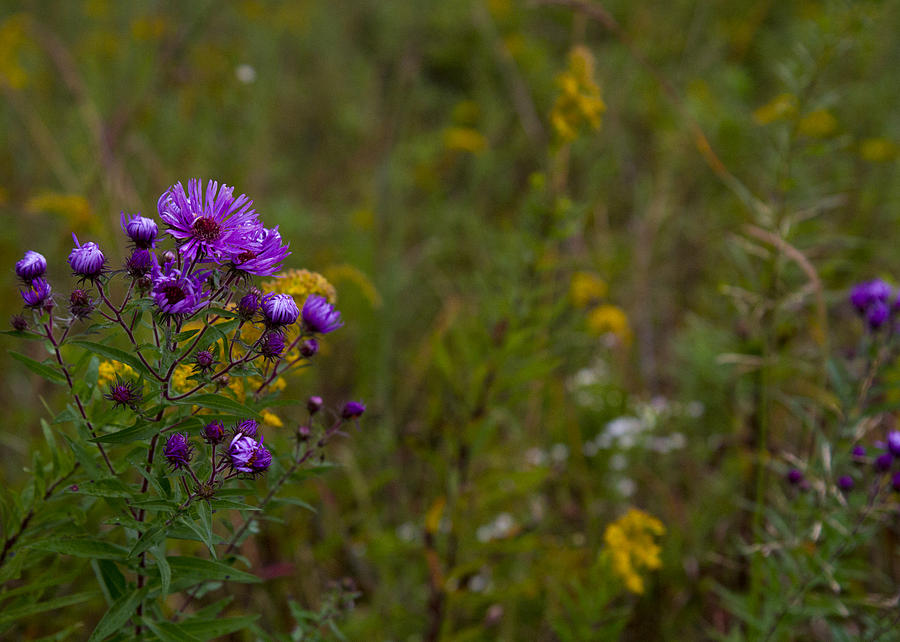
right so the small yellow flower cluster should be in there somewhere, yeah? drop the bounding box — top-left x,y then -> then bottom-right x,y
603,508 -> 665,595
859,138 -> 898,163
25,192 -> 93,226
0,14 -> 30,90
550,46 -> 605,144
170,364 -> 194,394
263,269 -> 336,306
98,360 -> 136,387
443,127 -> 487,154
570,272 -> 632,345
569,271 -> 608,308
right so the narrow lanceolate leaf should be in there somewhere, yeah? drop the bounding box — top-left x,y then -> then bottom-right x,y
8,351 -> 66,384
69,341 -> 154,378
178,615 -> 259,638
29,538 -> 129,560
142,618 -> 202,642
172,394 -> 260,418
76,478 -> 134,499
91,422 -> 160,444
167,556 -> 260,590
92,559 -> 126,604
151,544 -> 171,598
0,591 -> 97,626
86,588 -> 147,642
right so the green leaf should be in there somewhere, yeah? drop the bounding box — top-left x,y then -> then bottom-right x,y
179,615 -> 259,638
91,422 -> 160,444
150,544 -> 171,598
174,328 -> 201,342
87,588 -> 147,642
172,394 -> 260,418
0,591 -> 98,626
142,618 -> 202,642
8,350 -> 66,384
77,478 -> 134,499
92,559 -> 127,605
167,556 -> 260,590
70,341 -> 155,379
30,538 -> 128,560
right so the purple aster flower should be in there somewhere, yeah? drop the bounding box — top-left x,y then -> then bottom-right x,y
875,452 -> 893,472
888,432 -> 900,457
192,349 -> 216,373
850,279 -> 892,313
786,468 -> 803,485
20,277 -> 52,309
158,178 -> 260,263
69,289 -> 95,319
262,293 -> 300,327
307,396 -> 323,415
164,433 -> 193,469
300,338 -> 319,358
229,226 -> 290,277
125,249 -> 154,278
104,377 -> 143,410
121,212 -> 158,248
235,418 -> 259,439
837,475 -> 854,491
10,315 -> 27,331
867,300 -> 890,330
237,289 -> 260,320
15,250 -> 47,284
68,234 -> 105,281
342,401 -> 366,419
228,433 -> 272,473
202,420 -> 226,445
259,332 -> 285,360
301,294 -> 343,334
150,255 -> 210,316
852,445 -> 866,464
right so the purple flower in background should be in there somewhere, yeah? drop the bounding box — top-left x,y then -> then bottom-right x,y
301,294 -> 343,334
15,250 -> 46,284
150,256 -> 210,316
300,337 -> 318,358
228,433 -> 272,473
849,279 -> 892,313
888,432 -> 900,457
237,289 -> 260,320
875,452 -> 893,472
229,226 -> 290,277
342,400 -> 366,419
164,433 -> 193,469
68,234 -> 105,281
867,300 -> 890,330
262,293 -> 300,327
10,315 -> 27,331
786,468 -> 803,485
235,418 -> 259,439
20,277 -> 52,308
202,420 -> 226,445
158,179 -> 260,263
121,212 -> 158,248
838,475 -> 854,491
259,332 -> 285,360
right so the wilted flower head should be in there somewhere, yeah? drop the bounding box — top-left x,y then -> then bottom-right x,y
68,234 -> 105,281
342,401 -> 366,419
202,420 -> 226,445
235,418 -> 259,439
261,292 -> 299,327
20,277 -> 52,309
158,179 -> 260,263
10,314 -> 27,331
164,433 -> 193,469
228,433 -> 271,473
125,249 -> 154,278
150,255 -> 210,316
69,289 -> 95,319
104,377 -> 142,410
301,294 -> 343,334
300,338 -> 318,358
15,250 -> 47,284
121,212 -> 158,248
259,332 -> 285,360
229,226 -> 290,277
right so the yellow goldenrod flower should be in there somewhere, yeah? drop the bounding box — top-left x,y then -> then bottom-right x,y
0,14 -> 30,90
859,137 -> 898,163
263,269 -> 336,306
570,271 -> 608,308
752,93 -> 797,125
603,508 -> 665,595
550,46 -> 605,144
261,409 -> 283,427
25,192 -> 93,225
98,361 -> 136,387
443,127 -> 487,154
171,365 -> 195,394
587,304 -> 632,345
797,109 -> 837,138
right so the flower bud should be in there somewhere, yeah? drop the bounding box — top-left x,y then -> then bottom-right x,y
307,395 -> 323,415
15,250 -> 47,284
341,401 -> 366,420
202,420 -> 226,445
68,234 -> 105,280
300,338 -> 319,358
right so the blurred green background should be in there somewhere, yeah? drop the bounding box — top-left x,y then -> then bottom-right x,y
3,0 -> 900,639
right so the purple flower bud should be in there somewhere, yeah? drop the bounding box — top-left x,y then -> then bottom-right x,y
300,338 -> 319,358
235,418 -> 259,439
787,468 -> 803,485
259,332 -> 285,360
301,294 -> 343,334
68,234 -> 105,280
163,250 -> 176,264
103,377 -> 143,410
342,401 -> 366,419
125,249 -> 154,278
852,445 -> 866,464
164,433 -> 193,469
888,432 -> 900,457
15,250 -> 47,283
228,433 -> 272,473
202,420 -> 226,445
307,396 -> 323,414
10,314 -> 27,331
193,349 -> 216,372
867,300 -> 890,330
121,212 -> 158,248
261,293 -> 300,327
298,425 -> 311,440
20,277 -> 52,308
69,289 -> 95,319
838,475 -> 854,491
875,452 -> 893,472
237,290 -> 260,320
850,279 -> 892,313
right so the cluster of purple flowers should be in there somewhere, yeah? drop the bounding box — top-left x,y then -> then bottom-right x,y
788,432 -> 900,495
164,418 -> 273,475
849,279 -> 896,330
